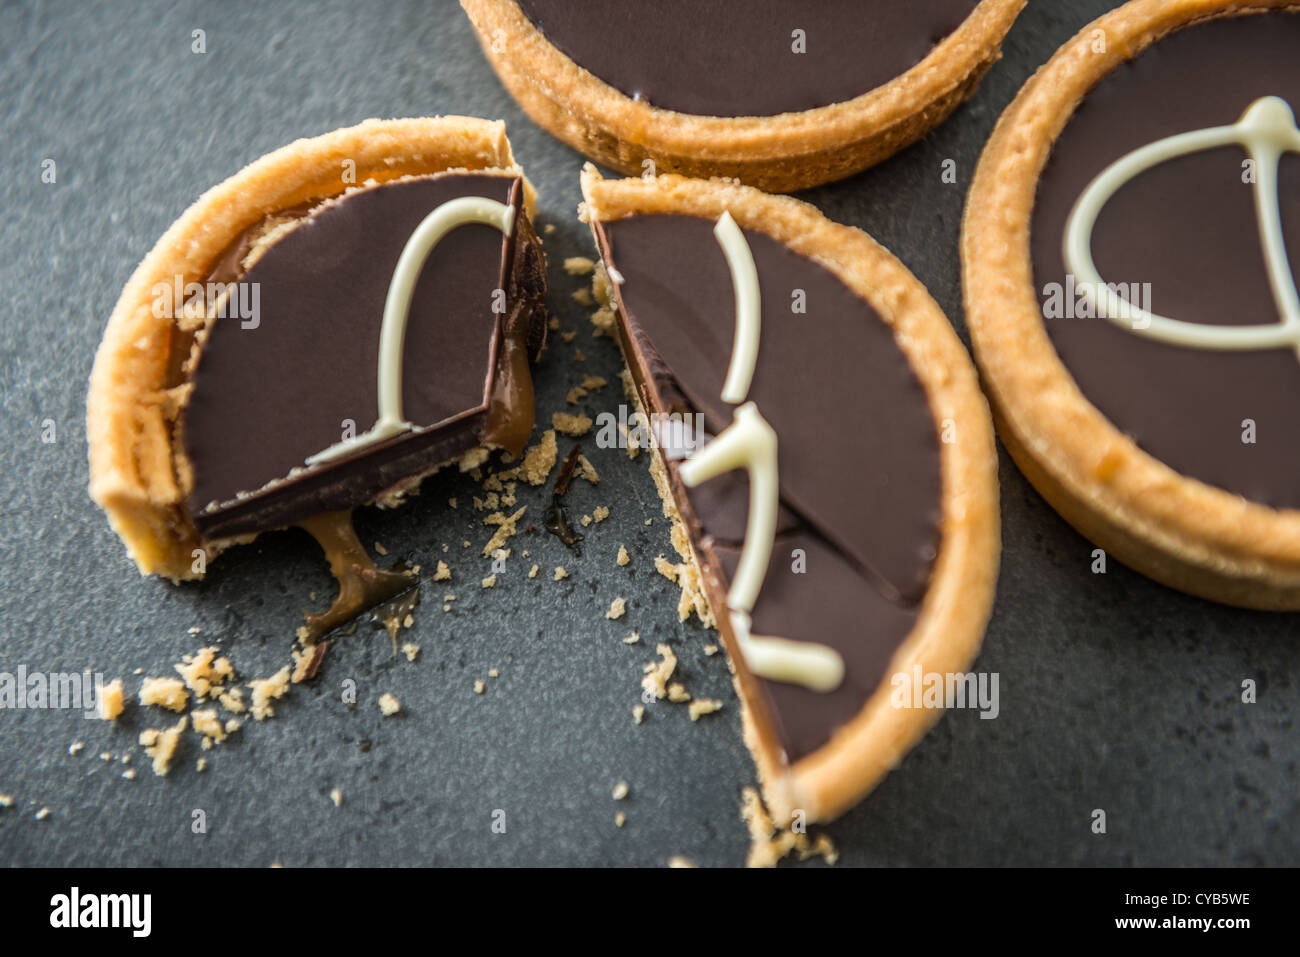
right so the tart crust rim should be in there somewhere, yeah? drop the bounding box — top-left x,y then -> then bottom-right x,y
87,116 -> 535,582
582,167 -> 1001,823
463,0 -> 1026,192
961,0 -> 1300,610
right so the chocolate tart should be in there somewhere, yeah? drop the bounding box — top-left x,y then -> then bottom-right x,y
463,0 -> 1025,192
963,0 -> 1300,609
581,168 -> 1000,822
88,117 -> 547,628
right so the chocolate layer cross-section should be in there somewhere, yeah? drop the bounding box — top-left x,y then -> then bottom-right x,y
178,172 -> 547,542
594,213 -> 943,761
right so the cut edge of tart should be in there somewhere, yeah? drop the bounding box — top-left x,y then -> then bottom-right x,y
580,166 -> 1000,823
462,0 -> 1026,193
88,116 -> 540,583
961,0 -> 1300,610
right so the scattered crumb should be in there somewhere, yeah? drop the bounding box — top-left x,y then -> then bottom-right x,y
139,716 -> 187,776
668,856 -> 697,869
561,330 -> 577,344
689,699 -> 723,720
605,597 -> 627,620
175,646 -> 234,699
97,678 -> 125,720
655,555 -> 678,582
528,564 -> 539,579
740,787 -> 839,869
448,497 -> 457,509
553,566 -> 569,581
592,505 -> 610,523
196,758 -> 207,773
191,707 -> 232,744
617,545 -> 630,567
512,429 -> 558,486
552,411 -> 593,437
577,455 -> 599,485
248,667 -> 291,721
433,561 -> 452,581
330,788 -> 343,807
218,687 -> 246,714
703,644 -> 719,656
564,256 -> 595,275
615,811 -> 626,827
641,645 -> 677,700
667,683 -> 690,703
35,807 -> 51,821
632,704 -> 645,724
482,505 -> 527,557
571,287 -> 594,306
122,769 -> 136,780
473,680 -> 486,695
68,740 -> 84,757
481,574 -> 497,589
622,631 -> 640,645
0,794 -> 12,808
612,780 -> 629,801
138,676 -> 189,713
580,514 -> 592,527
374,541 -> 388,556
402,642 -> 420,662
378,693 -> 402,716
488,668 -> 499,678
574,349 -> 585,362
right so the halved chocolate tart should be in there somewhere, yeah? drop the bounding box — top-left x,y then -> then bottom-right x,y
88,117 -> 547,632
463,0 -> 1026,192
963,0 -> 1300,608
581,167 -> 1000,822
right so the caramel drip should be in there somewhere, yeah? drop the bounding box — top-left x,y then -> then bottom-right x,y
482,324 -> 536,454
297,510 -> 416,642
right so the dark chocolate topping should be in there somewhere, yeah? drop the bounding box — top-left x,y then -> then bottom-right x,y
596,214 -> 942,760
517,0 -> 979,117
1032,11 -> 1300,509
180,172 -> 546,538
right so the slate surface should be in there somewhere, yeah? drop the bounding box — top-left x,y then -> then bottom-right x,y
0,0 -> 1294,868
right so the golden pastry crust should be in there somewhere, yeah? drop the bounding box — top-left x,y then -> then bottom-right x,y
962,0 -> 1300,610
88,116 -> 535,582
582,167 -> 1001,823
464,0 -> 1025,193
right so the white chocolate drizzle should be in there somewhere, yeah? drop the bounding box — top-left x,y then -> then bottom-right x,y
1065,96 -> 1300,360
676,213 -> 845,693
306,195 -> 516,466
713,211 -> 761,404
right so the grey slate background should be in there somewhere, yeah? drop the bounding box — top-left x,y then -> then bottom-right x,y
0,0 -> 1294,867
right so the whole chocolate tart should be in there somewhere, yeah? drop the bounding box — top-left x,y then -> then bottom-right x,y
462,0 -> 1025,192
963,0 -> 1300,608
88,118 -> 547,632
582,167 -> 1000,823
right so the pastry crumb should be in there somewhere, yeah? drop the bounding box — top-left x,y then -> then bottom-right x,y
474,680 -> 486,695
330,788 -> 343,807
481,574 -> 497,589
553,566 -> 569,581
139,716 -> 187,776
615,811 -> 627,828
248,667 -> 291,721
605,597 -> 627,620
641,645 -> 677,700
612,780 -> 629,800
402,642 -> 420,662
689,698 -> 723,720
528,564 -> 539,579
667,682 -> 690,703
175,646 -> 234,699
97,678 -> 125,720
564,255 -> 596,275
378,692 -> 402,716
668,856 -> 697,869
433,560 -> 452,581
138,676 -> 189,713
552,411 -> 593,437
632,704 -> 645,724
592,505 -> 610,523
617,545 -> 630,567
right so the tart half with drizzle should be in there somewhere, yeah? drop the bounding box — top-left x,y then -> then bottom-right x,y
963,0 -> 1300,608
88,117 -> 547,635
582,167 -> 999,822
463,0 -> 1025,192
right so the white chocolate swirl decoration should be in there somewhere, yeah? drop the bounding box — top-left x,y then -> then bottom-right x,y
306,196 -> 517,466
1065,96 -> 1300,360
677,213 -> 846,693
